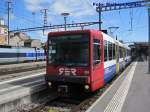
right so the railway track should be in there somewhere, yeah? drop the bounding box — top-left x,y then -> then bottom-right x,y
0,63 -> 45,82
0,69 -> 45,82
13,64 -> 132,112
11,77 -> 117,112
13,81 -> 112,112
15,86 -> 107,112
29,92 -> 59,112
0,62 -> 45,76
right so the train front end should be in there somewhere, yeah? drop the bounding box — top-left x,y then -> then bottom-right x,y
46,30 -> 91,93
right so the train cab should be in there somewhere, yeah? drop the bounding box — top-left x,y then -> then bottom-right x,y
46,30 -> 104,92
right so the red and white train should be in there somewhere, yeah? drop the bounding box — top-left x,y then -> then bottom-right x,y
45,30 -> 131,92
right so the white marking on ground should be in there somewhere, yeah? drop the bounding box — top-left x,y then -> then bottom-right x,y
0,72 -> 45,85
0,82 -> 46,104
0,79 -> 45,93
104,62 -> 137,112
86,62 -> 134,112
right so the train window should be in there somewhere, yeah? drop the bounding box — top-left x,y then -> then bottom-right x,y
115,45 -> 119,62
93,39 -> 101,65
128,50 -> 129,56
48,34 -> 90,67
123,48 -> 125,58
113,44 -> 115,59
125,49 -> 127,57
104,40 -> 107,61
122,48 -> 124,58
108,42 -> 113,60
119,47 -> 123,58
127,50 -> 130,56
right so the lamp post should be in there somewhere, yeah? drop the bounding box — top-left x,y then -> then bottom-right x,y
143,0 -> 150,73
148,7 -> 150,73
61,13 -> 70,31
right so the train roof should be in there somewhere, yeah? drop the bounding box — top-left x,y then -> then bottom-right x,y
123,44 -> 131,50
48,30 -> 92,36
102,32 -> 115,43
48,30 -> 130,49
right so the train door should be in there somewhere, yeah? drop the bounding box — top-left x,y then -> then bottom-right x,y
116,44 -> 120,74
91,35 -> 104,91
122,47 -> 126,68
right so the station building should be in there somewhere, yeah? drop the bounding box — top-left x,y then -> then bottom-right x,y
129,42 -> 149,61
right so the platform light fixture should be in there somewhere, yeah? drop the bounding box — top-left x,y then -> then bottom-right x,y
61,13 -> 70,31
147,4 -> 150,73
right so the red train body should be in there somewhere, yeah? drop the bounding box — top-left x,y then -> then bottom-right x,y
45,30 -> 131,92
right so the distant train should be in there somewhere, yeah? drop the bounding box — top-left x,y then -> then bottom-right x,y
45,30 -> 131,93
0,45 -> 45,64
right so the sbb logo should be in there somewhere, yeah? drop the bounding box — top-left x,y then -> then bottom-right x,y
59,68 -> 77,76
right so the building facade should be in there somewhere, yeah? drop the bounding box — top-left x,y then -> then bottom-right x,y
0,19 -> 42,48
0,19 -> 8,45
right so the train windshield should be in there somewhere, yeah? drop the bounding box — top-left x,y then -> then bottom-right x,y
48,34 -> 89,67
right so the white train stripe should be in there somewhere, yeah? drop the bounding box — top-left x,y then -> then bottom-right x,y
86,62 -> 134,112
104,60 -> 116,69
102,32 -> 115,43
85,64 -> 129,112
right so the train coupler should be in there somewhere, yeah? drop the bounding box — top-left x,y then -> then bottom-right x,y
58,85 -> 70,97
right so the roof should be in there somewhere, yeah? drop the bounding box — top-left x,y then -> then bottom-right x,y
48,29 -> 92,36
0,25 -> 7,28
24,39 -> 40,43
24,39 -> 32,43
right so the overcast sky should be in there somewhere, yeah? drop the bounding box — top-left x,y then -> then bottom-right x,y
0,0 -> 148,43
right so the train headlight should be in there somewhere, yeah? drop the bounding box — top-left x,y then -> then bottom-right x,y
84,85 -> 89,90
48,82 -> 52,86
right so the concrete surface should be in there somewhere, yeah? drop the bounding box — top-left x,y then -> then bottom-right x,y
0,61 -> 46,75
86,62 -> 133,112
0,69 -> 45,82
86,61 -> 150,112
121,61 -> 150,112
0,71 -> 46,112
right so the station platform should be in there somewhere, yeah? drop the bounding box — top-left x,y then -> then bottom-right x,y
86,61 -> 150,112
0,61 -> 46,76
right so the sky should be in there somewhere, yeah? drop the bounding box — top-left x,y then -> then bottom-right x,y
0,0 -> 149,43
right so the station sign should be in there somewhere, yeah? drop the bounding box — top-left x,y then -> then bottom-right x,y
93,2 -> 142,7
